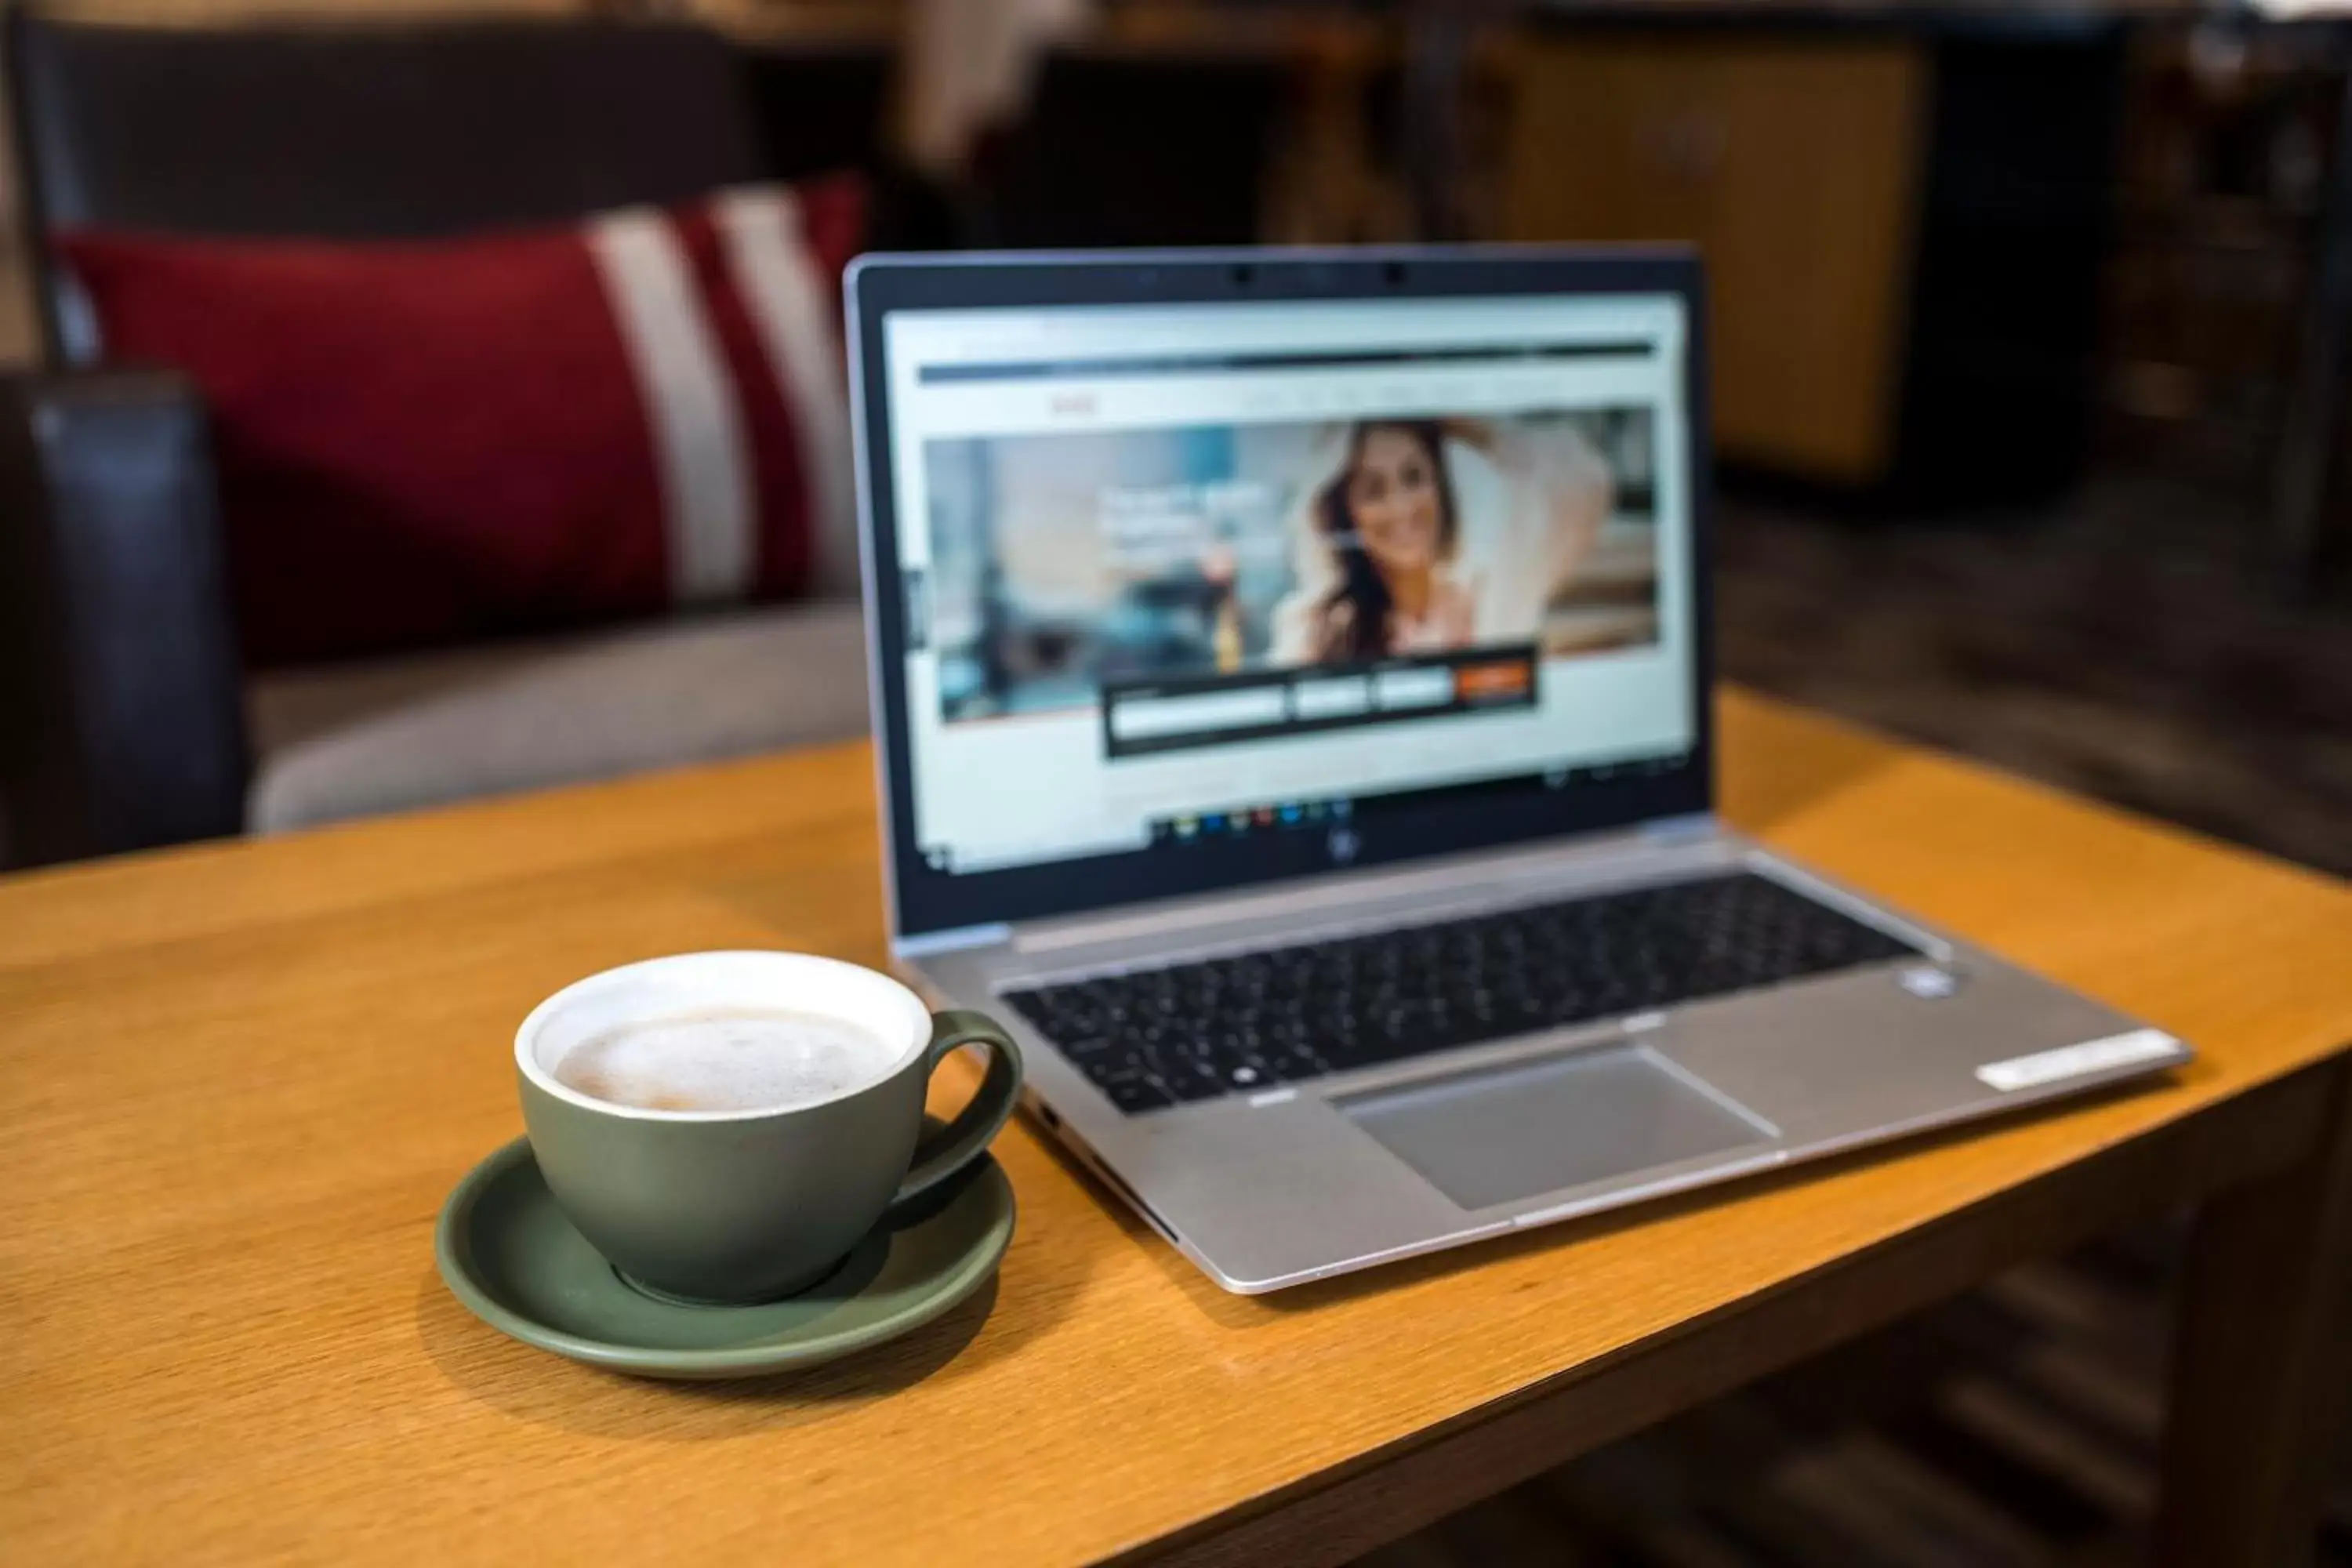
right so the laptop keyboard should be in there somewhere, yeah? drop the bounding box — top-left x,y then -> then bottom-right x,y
1003,872 -> 1918,1115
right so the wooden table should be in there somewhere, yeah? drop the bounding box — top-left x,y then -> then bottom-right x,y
5,690 -> 2350,1566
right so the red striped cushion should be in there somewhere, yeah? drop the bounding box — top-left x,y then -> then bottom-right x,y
54,177 -> 865,667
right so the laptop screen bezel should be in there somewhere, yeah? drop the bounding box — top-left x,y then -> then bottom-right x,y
848,248 -> 1715,942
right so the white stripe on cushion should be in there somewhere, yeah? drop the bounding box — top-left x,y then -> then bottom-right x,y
585,209 -> 756,606
712,187 -> 861,597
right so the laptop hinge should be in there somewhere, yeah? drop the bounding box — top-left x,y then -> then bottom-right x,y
894,923 -> 1013,960
1640,811 -> 1722,846
1011,815 -> 1735,956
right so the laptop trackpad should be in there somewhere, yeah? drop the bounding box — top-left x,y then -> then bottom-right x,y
1337,1044 -> 1777,1213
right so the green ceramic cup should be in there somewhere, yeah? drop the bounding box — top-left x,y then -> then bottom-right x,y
514,951 -> 1022,1305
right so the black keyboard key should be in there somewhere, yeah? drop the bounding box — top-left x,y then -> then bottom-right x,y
1094,1070 -> 1174,1114
1004,872 -> 1916,1116
1154,1056 -> 1226,1102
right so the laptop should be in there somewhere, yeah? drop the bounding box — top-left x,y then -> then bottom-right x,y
844,246 -> 2190,1294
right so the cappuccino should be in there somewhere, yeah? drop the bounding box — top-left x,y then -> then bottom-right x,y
552,1009 -> 898,1113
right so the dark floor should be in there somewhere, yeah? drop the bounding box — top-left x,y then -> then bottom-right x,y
1356,459 -> 2352,1567
1359,1239 -> 2192,1568
1717,469 -> 2352,878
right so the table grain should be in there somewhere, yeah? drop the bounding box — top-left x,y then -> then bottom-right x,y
4,689 -> 2349,1566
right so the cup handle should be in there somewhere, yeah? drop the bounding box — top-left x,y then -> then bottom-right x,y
888,1010 -> 1025,1216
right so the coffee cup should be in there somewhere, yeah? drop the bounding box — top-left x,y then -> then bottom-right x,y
514,951 -> 1023,1305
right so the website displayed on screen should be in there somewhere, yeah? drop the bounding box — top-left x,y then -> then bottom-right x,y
880,293 -> 1698,875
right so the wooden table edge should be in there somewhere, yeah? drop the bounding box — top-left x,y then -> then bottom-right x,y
1115,1053 -> 2352,1568
9,691 -> 2350,1567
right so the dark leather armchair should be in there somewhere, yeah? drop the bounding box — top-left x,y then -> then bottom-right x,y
0,15 -> 914,868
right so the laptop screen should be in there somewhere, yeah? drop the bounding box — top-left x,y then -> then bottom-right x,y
872,284 -> 1701,888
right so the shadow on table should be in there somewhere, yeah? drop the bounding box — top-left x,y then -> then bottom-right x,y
415,1246 -> 1077,1440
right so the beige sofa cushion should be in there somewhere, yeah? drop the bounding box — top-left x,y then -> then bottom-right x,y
246,600 -> 871,833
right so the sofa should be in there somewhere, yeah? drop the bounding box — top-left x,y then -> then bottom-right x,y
0,14 -> 918,869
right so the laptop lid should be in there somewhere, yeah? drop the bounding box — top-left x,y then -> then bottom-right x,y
847,247 -> 1714,945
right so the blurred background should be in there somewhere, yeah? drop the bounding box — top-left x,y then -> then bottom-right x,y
0,0 -> 2346,1559
2,0 -> 2346,868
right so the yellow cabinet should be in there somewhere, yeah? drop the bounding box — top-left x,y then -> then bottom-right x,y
1501,34 -> 1928,485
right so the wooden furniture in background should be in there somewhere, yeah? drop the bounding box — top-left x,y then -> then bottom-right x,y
1502,34 -> 1926,485
1492,19 -> 2125,504
2,690 -> 2348,1564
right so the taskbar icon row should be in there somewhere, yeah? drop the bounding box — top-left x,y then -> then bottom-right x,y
1150,794 -> 1352,844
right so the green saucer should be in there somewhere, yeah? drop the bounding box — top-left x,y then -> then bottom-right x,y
435,1137 -> 1015,1381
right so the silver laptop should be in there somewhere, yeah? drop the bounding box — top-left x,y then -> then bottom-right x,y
844,246 -> 2190,1294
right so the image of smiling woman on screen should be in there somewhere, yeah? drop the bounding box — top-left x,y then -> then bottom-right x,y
1271,416 -> 1613,665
